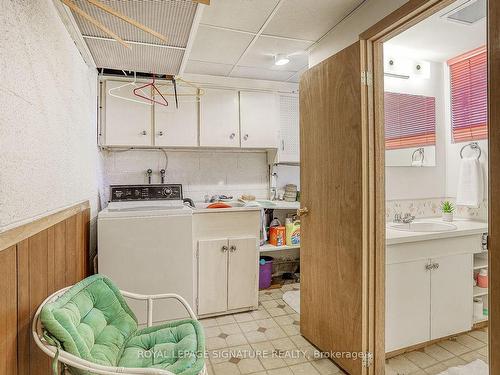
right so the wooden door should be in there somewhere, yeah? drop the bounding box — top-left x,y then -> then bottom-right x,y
227,237 -> 259,310
300,41 -> 372,374
386,260 -> 431,352
197,239 -> 228,315
430,253 -> 473,339
240,91 -> 279,148
154,84 -> 199,147
0,246 -> 17,375
104,80 -> 153,146
200,88 -> 240,147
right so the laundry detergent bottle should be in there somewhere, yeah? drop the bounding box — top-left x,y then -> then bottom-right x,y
285,218 -> 301,246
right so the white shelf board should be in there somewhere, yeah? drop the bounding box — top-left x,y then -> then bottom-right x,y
474,253 -> 489,270
260,243 -> 300,252
473,286 -> 488,297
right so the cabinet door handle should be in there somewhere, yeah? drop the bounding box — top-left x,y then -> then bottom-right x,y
425,263 -> 433,271
229,245 -> 236,252
433,263 -> 439,269
243,134 -> 249,141
158,131 -> 164,136
229,133 -> 236,140
221,245 -> 229,252
141,130 -> 147,136
281,140 -> 285,151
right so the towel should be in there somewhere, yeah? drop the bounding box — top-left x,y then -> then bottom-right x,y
456,157 -> 483,208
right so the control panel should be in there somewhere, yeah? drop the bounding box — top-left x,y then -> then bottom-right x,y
110,184 -> 183,202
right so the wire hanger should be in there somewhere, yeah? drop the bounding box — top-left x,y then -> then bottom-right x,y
156,76 -> 206,106
133,74 -> 169,107
108,72 -> 153,106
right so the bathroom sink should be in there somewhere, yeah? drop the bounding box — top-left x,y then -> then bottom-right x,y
390,222 -> 457,232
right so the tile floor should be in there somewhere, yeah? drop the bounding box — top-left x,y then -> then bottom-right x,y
200,283 -> 489,375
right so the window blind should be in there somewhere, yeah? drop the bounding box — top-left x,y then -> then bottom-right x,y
448,47 -> 487,143
384,92 -> 436,150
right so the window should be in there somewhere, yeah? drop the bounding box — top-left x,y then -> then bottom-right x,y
384,92 -> 436,150
448,46 -> 487,143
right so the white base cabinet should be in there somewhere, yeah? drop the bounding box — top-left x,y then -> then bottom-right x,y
194,211 -> 260,317
386,249 -> 474,353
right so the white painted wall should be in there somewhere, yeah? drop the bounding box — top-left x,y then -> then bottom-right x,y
0,1 -> 99,231
385,61 -> 446,200
100,150 -> 269,206
309,0 -> 409,66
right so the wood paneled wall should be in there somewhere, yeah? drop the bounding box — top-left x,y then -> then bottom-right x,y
0,202 -> 90,375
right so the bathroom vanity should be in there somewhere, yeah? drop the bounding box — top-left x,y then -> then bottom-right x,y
385,218 -> 488,354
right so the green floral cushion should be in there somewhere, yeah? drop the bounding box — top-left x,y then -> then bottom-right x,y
40,275 -> 205,375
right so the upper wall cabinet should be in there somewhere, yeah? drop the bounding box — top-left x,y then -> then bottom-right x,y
240,91 -> 279,149
154,84 -> 198,147
200,88 -> 240,147
103,81 -> 153,147
277,94 -> 300,163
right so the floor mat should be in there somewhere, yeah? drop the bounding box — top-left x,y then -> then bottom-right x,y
282,290 -> 300,313
438,359 -> 488,375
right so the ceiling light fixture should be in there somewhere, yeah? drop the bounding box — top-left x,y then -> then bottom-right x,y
275,54 -> 290,66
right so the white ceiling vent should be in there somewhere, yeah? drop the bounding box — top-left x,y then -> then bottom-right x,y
442,0 -> 486,25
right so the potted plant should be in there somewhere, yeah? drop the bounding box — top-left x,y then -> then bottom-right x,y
441,201 -> 455,222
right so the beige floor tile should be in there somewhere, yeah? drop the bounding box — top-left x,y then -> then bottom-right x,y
468,329 -> 488,343
237,357 -> 265,374
268,367 -> 294,375
441,356 -> 466,368
204,326 -> 222,338
271,337 -> 297,351
476,345 -> 488,357
218,323 -> 242,335
206,363 -> 214,375
225,333 -> 248,347
423,344 -> 455,362
207,337 -> 228,350
282,324 -> 301,336
437,339 -> 472,356
216,315 -> 237,325
244,330 -> 269,344
423,363 -> 448,375
455,333 -> 486,350
233,312 -> 255,323
239,320 -> 259,333
385,355 -> 420,375
212,361 -> 241,375
404,350 -> 437,369
259,354 -> 288,370
460,350 -> 488,364
265,327 -> 288,340
201,318 -> 218,328
290,362 -> 321,375
311,359 -> 341,374
289,335 -> 310,349
251,309 -> 271,320
274,315 -> 295,326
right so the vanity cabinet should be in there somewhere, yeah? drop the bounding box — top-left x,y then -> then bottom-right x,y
386,251 -> 473,352
240,91 -> 279,149
193,210 -> 260,317
200,88 -> 240,147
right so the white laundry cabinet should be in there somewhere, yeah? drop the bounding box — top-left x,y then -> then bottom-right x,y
193,209 -> 260,317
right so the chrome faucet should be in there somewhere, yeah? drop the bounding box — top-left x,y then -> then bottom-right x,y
394,212 -> 415,224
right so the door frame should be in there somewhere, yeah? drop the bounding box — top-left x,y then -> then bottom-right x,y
358,0 -> 498,373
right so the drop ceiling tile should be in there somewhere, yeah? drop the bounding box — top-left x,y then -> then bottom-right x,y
201,0 -> 280,33
189,26 -> 253,65
71,0 -> 196,47
263,0 -> 364,41
184,60 -> 234,76
238,35 -> 311,71
231,66 -> 295,81
287,66 -> 308,83
85,38 -> 183,74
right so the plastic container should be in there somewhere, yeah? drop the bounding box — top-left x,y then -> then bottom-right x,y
285,218 -> 301,246
259,256 -> 273,289
269,226 -> 286,246
477,268 -> 488,288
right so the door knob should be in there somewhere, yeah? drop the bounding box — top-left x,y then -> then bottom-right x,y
297,207 -> 309,217
229,245 -> 236,252
222,245 -> 229,252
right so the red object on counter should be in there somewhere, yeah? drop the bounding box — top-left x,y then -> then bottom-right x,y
206,202 -> 232,209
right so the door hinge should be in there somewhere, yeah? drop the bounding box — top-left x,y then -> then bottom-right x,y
482,233 -> 488,251
362,352 -> 373,368
361,71 -> 373,86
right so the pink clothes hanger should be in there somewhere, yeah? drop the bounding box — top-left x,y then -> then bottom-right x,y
133,75 -> 168,107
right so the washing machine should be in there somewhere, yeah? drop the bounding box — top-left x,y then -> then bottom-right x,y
98,184 -> 194,323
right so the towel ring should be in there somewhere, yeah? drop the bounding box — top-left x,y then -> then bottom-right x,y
460,142 -> 482,160
412,147 -> 425,162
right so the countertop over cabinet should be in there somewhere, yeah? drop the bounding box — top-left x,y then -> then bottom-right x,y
386,218 -> 488,245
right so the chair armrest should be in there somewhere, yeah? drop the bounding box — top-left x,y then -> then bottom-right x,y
121,291 -> 198,322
